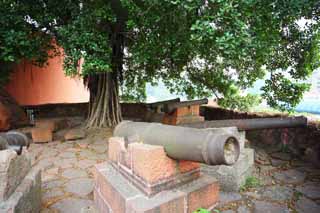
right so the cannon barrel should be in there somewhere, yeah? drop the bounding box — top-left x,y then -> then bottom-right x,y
180,116 -> 307,130
114,121 -> 240,166
163,98 -> 208,113
0,131 -> 29,155
148,98 -> 180,109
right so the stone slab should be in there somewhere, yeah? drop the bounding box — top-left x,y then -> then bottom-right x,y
201,148 -> 254,191
94,162 -> 219,213
0,167 -> 41,213
0,150 -> 31,201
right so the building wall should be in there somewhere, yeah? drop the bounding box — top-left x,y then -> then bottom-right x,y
5,55 -> 89,106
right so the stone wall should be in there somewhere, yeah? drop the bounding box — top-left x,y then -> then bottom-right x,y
201,106 -> 320,167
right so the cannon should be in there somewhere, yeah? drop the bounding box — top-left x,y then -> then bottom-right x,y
114,121 -> 240,166
180,116 -> 307,130
0,131 -> 30,155
163,98 -> 208,114
147,98 -> 180,112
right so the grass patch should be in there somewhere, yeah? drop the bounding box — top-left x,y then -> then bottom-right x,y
240,176 -> 262,191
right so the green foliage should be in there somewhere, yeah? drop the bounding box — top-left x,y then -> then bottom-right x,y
0,0 -> 55,87
193,208 -> 211,213
240,176 -> 262,191
1,0 -> 319,111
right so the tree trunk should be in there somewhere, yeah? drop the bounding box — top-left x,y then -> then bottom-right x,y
86,72 -> 122,128
86,0 -> 127,128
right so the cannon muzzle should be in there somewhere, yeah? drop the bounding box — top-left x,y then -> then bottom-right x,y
0,131 -> 30,155
114,121 -> 240,165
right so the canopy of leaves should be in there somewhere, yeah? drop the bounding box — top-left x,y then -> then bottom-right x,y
0,0 -> 55,86
1,0 -> 320,111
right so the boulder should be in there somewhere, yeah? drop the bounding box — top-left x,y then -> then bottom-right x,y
0,90 -> 28,131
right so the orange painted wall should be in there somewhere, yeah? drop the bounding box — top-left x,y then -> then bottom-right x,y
5,55 -> 90,106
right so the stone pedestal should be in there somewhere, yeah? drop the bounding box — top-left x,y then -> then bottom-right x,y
0,149 -> 41,213
201,130 -> 254,191
162,105 -> 205,125
94,137 -> 219,213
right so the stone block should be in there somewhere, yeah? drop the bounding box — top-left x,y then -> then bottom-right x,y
107,139 -> 200,195
35,120 -> 56,132
162,115 -> 204,125
31,127 -> 53,143
64,128 -> 86,141
0,167 -> 41,213
201,148 -> 254,192
108,137 -> 125,162
130,143 -> 177,183
94,162 -> 219,213
0,150 -> 31,201
175,105 -> 200,117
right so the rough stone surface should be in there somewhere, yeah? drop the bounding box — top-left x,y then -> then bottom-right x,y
62,168 -> 88,179
219,192 -> 242,205
64,128 -> 86,140
65,178 -> 94,196
253,200 -> 290,213
259,185 -> 293,201
52,198 -> 94,213
273,169 -> 306,184
0,167 -> 41,213
270,152 -> 292,161
296,197 -> 320,213
0,150 -> 31,201
296,182 -> 320,199
238,205 -> 250,213
202,148 -> 254,191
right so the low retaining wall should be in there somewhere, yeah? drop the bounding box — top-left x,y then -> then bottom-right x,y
201,106 -> 320,167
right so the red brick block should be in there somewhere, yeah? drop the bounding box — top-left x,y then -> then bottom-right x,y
130,143 -> 177,184
174,105 -> 200,117
31,127 -> 53,143
178,161 -> 200,173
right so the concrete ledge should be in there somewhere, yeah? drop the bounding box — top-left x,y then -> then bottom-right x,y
0,167 -> 41,213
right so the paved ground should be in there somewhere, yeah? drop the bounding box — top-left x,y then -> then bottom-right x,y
26,124 -> 320,213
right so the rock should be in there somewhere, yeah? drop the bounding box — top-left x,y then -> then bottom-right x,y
62,168 -> 88,179
259,185 -> 293,201
296,197 -> 320,213
296,182 -> 320,199
58,152 -> 76,159
0,90 -> 28,131
238,205 -> 251,213
273,169 -> 306,184
65,178 -> 94,196
219,192 -> 242,205
42,180 -> 65,190
270,159 -> 287,167
77,159 -> 97,169
270,152 -> 291,161
81,205 -> 98,213
253,200 -> 290,213
64,129 -> 86,141
255,149 -> 270,165
51,198 -> 94,213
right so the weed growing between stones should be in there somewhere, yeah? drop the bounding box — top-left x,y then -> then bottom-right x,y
240,176 -> 262,191
193,208 -> 211,213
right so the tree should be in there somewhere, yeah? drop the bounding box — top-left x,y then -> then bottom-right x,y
1,0 -> 320,127
0,0 -> 55,86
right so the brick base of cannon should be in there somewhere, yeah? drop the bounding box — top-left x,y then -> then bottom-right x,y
0,149 -> 41,213
93,137 -> 219,213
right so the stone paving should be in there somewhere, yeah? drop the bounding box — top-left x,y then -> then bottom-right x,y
25,125 -> 320,213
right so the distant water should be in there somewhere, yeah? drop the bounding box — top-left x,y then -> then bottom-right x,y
295,99 -> 320,114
